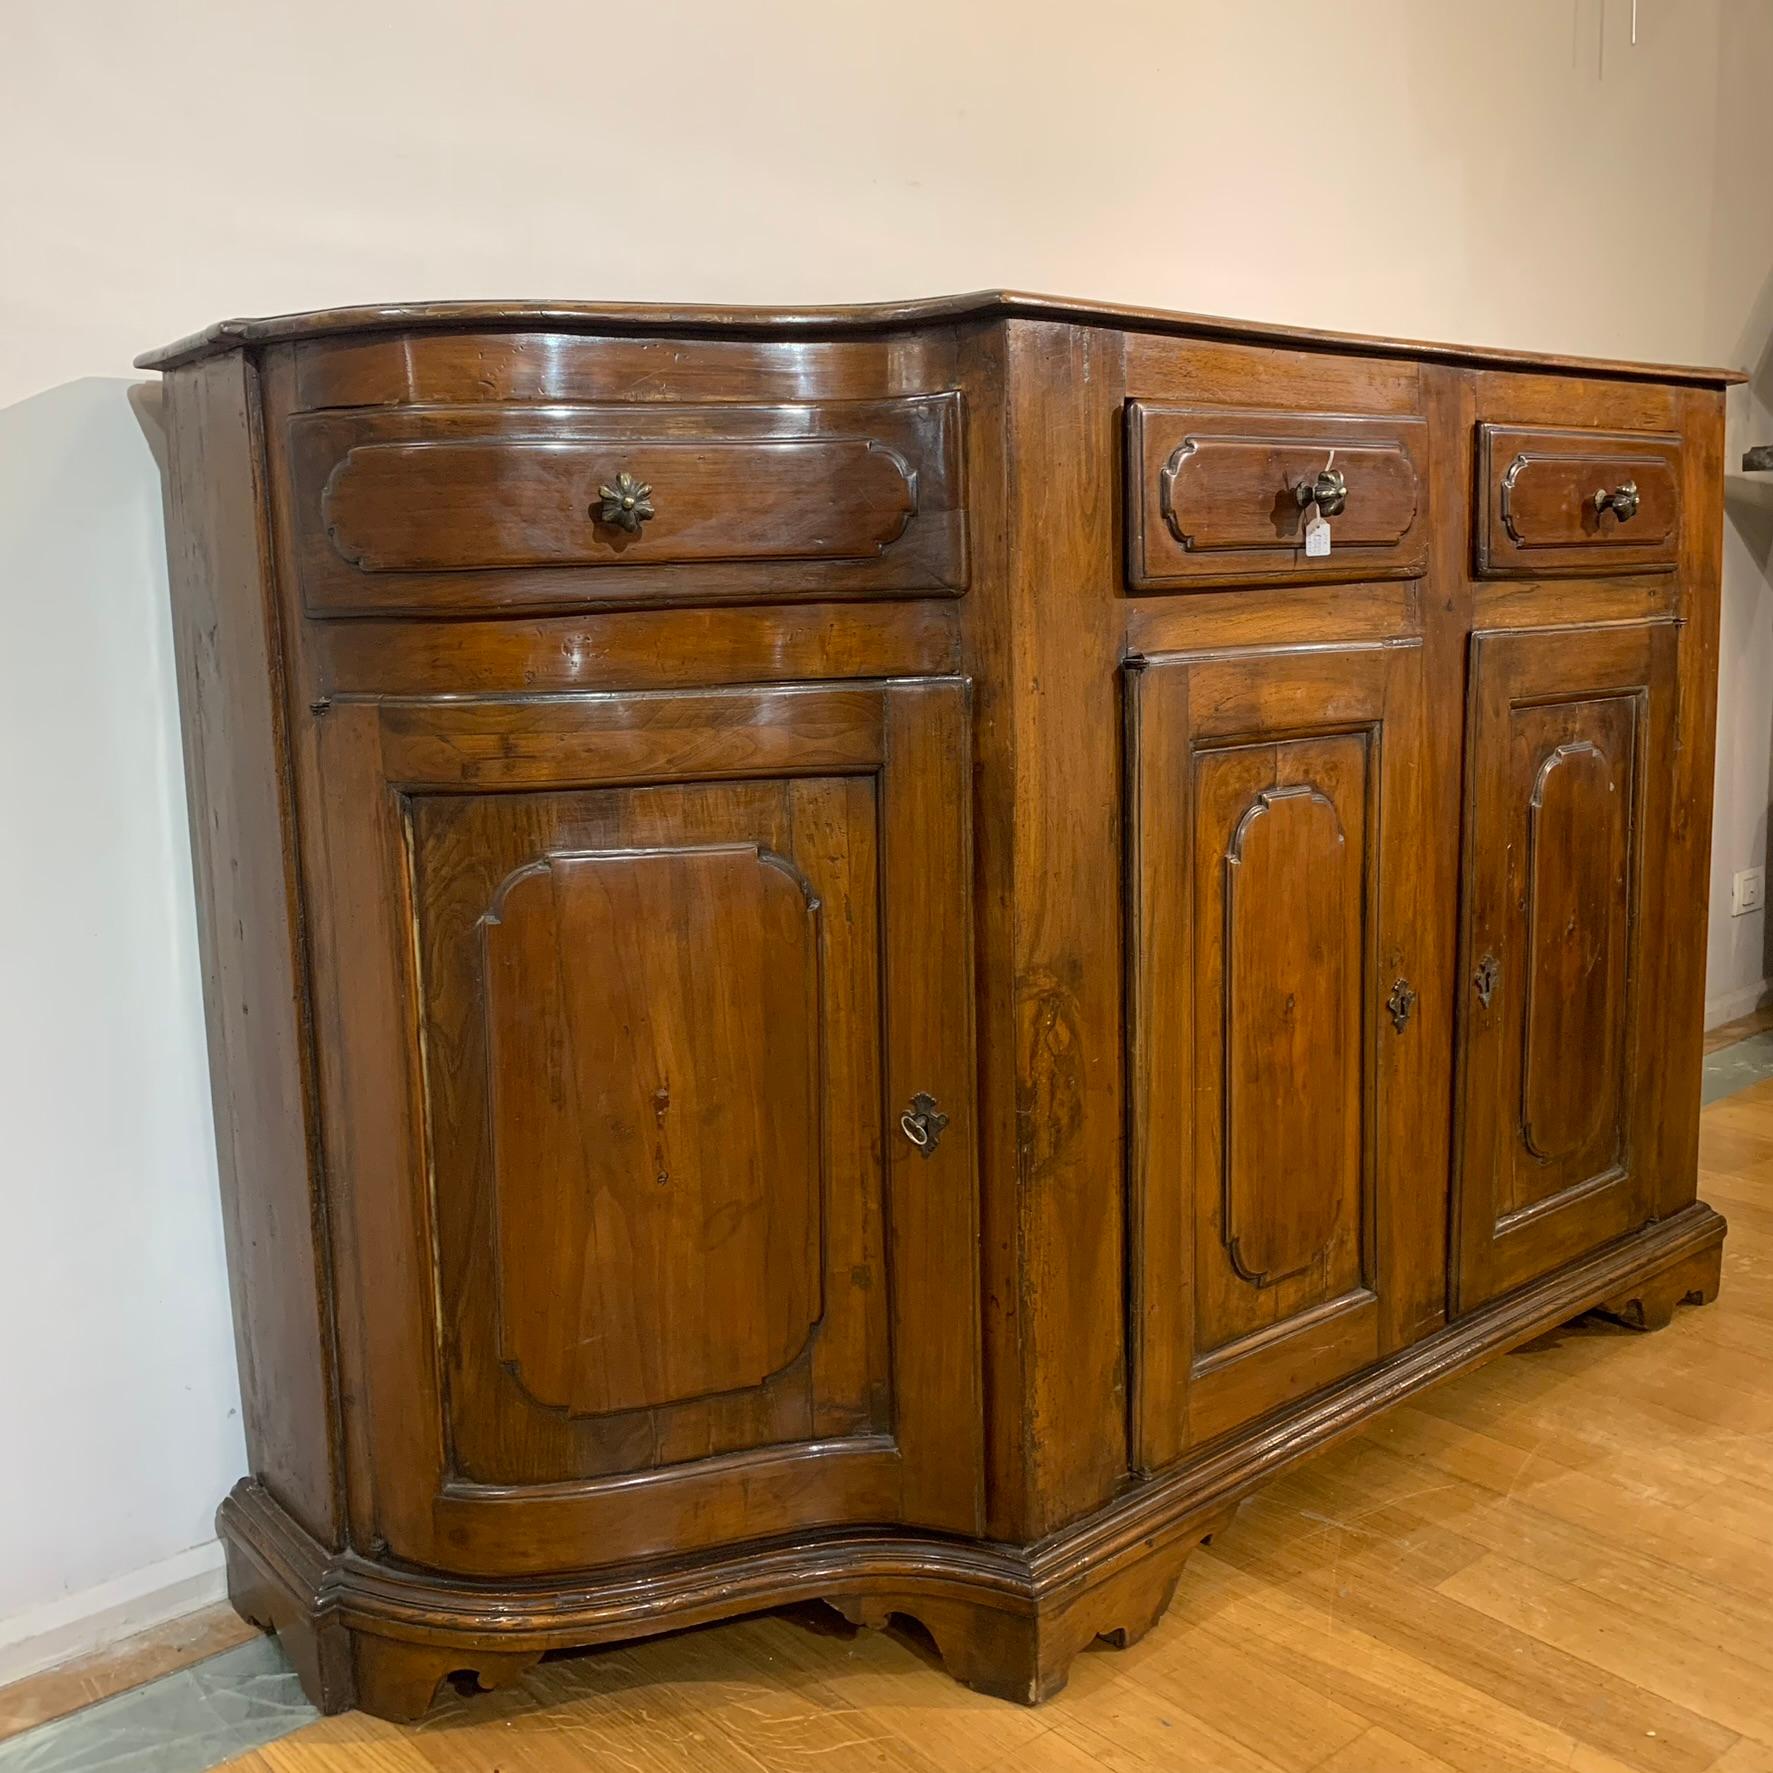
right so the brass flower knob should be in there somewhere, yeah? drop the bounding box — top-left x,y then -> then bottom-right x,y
1295,465 -> 1349,519
596,471 -> 655,534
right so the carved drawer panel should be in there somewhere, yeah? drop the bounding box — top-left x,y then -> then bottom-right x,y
284,395 -> 966,616
1126,405 -> 1429,590
1476,424 -> 1681,577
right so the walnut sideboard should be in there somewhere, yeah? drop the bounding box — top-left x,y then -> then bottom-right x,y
140,292 -> 1736,1722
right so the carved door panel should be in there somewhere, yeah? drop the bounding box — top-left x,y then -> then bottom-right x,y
1453,622 -> 1675,1311
303,680 -> 981,1575
1127,639 -> 1436,1466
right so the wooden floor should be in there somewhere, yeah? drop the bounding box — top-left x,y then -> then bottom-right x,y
0,1604 -> 258,1742
185,1075 -> 1773,1773
1703,1004 -> 1773,1054
0,1070 -> 1760,1768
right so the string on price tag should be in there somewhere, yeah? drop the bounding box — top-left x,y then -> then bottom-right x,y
1302,448 -> 1335,558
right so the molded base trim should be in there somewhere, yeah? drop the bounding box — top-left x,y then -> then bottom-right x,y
220,1202 -> 1725,1720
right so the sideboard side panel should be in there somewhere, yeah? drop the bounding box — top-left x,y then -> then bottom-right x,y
160,354 -> 341,1548
1657,388 -> 1727,1218
1001,321 -> 1130,1532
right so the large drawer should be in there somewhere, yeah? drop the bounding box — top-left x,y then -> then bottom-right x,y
1476,424 -> 1681,577
1126,404 -> 1429,590
285,394 -> 966,617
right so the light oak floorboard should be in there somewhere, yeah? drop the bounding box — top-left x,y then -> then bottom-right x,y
0,1603 -> 258,1742
1702,1008 -> 1773,1054
208,1075 -> 1773,1773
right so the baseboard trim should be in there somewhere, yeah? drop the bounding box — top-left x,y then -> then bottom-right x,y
0,1539 -> 228,1689
1706,977 -> 1770,1030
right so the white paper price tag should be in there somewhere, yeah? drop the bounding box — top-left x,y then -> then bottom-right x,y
1304,508 -> 1331,558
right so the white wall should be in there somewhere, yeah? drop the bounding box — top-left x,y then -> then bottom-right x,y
3,0 -> 1771,1654
0,0 -> 1750,392
1703,1 -> 1773,1025
0,380 -> 243,1672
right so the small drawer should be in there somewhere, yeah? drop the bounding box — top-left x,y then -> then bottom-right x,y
1476,424 -> 1680,577
1126,405 -> 1428,590
286,394 -> 965,617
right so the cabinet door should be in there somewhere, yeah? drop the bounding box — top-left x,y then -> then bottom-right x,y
1127,639 -> 1438,1466
1453,622 -> 1675,1310
303,679 -> 981,1574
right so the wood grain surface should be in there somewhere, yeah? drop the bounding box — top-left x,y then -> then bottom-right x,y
144,302 -> 1730,1720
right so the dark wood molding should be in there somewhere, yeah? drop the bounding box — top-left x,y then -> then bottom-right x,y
137,292 -> 1745,386
218,1200 -> 1723,1714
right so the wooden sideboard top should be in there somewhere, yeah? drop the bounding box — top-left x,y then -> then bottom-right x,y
135,289 -> 1748,386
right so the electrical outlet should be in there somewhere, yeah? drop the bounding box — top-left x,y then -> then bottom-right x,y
1732,867 -> 1765,917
